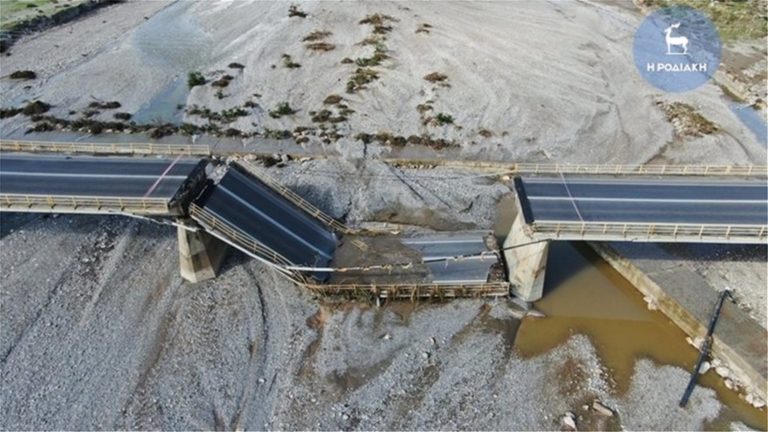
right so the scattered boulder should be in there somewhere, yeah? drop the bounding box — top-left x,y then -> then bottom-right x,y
591,400 -> 614,417
561,412 -> 577,431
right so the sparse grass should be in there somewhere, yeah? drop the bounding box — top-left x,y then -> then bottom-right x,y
306,42 -> 335,52
639,0 -> 766,41
22,100 -> 50,115
211,74 -> 234,87
346,67 -> 379,93
9,70 -> 36,79
282,54 -> 301,68
288,4 -> 307,18
656,101 -> 719,136
359,13 -> 397,34
302,30 -> 332,41
340,57 -> 354,64
434,113 -> 454,125
424,72 -> 448,83
187,71 -> 205,88
416,103 -> 433,113
269,102 -> 298,118
478,128 -> 493,138
88,101 -> 121,109
323,94 -> 343,105
416,23 -> 432,34
0,107 -> 22,118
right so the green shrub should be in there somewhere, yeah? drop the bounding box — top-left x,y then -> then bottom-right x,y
187,71 -> 205,88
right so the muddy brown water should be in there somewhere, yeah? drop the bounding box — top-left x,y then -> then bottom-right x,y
514,241 -> 767,430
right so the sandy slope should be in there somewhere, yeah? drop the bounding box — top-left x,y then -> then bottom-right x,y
0,0 -> 764,164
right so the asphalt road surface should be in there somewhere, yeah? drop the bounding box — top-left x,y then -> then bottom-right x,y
194,165 -> 338,276
518,176 -> 768,225
0,153 -> 203,199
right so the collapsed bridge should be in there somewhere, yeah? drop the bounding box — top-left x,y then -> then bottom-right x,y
1,147 -> 766,301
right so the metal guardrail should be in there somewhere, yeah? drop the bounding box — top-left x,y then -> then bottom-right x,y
236,160 -> 354,234
0,193 -> 171,214
0,140 -> 211,156
530,221 -> 768,243
190,203 -> 299,266
303,282 -> 510,299
387,159 -> 768,177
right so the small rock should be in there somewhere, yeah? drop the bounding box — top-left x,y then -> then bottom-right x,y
724,379 -> 734,390
421,352 -> 430,359
715,366 -> 730,379
562,412 -> 577,430
257,378 -> 265,384
699,361 -> 711,374
382,333 -> 391,340
341,414 -> 349,421
592,400 -> 614,417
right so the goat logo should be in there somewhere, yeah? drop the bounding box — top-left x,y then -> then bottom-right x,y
664,23 -> 689,55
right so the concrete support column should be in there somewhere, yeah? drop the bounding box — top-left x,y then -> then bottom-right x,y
178,224 -> 229,283
503,212 -> 550,302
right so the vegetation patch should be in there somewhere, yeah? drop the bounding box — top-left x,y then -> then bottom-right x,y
22,100 -> 50,115
302,30 -> 332,42
478,128 -> 493,138
187,104 -> 249,123
211,74 -> 234,87
346,67 -> 379,93
340,57 -> 354,64
228,62 -> 245,69
113,112 -> 132,120
282,54 -> 301,69
0,107 -> 22,118
424,72 -> 448,83
9,70 -> 36,79
354,131 -> 455,150
656,101 -> 719,137
187,71 -> 205,88
359,13 -> 398,34
434,112 -> 454,125
306,42 -> 335,52
638,0 -> 766,41
416,23 -> 432,34
269,102 -> 298,119
288,4 -> 307,18
323,94 -> 343,105
88,100 -> 121,109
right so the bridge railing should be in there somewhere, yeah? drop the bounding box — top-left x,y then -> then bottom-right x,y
0,140 -> 210,156
189,203 -> 309,281
511,163 -> 768,176
235,160 -> 354,234
0,193 -> 171,214
303,282 -> 510,299
531,221 -> 767,243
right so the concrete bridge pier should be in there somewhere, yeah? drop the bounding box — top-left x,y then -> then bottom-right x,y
177,223 -> 230,283
503,212 -> 550,303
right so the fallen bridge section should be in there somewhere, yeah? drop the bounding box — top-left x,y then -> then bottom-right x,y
190,163 -> 338,282
0,153 -> 206,215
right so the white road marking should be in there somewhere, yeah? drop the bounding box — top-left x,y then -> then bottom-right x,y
529,196 -> 766,204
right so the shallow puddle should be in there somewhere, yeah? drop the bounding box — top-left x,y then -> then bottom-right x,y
514,242 -> 767,430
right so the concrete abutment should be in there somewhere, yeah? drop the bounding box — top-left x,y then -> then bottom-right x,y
503,212 -> 550,302
177,223 -> 230,283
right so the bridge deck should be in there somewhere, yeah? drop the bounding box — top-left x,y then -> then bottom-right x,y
0,153 -> 204,215
516,176 -> 768,243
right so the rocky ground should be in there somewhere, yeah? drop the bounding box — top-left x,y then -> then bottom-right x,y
1,159 -> 764,430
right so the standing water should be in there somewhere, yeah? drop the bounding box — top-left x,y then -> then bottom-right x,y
512,242 -> 766,430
